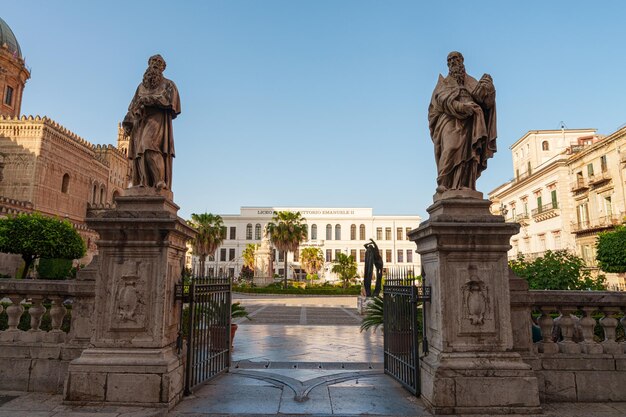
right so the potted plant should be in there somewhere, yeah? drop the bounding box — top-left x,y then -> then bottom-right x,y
360,296 -> 383,332
230,301 -> 250,346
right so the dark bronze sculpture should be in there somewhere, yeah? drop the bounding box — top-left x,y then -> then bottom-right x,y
428,51 -> 497,194
363,239 -> 383,297
123,54 -> 181,190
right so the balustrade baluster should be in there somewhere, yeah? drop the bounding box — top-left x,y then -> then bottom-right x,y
537,306 -> 558,354
557,308 -> 580,354
6,295 -> 24,331
579,307 -> 602,354
28,296 -> 46,331
49,296 -> 67,332
600,308 -> 621,354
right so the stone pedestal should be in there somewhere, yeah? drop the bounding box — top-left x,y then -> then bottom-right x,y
64,188 -> 195,408
357,295 -> 374,315
409,197 -> 540,415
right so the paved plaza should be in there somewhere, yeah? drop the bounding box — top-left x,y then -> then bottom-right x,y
1,294 -> 625,416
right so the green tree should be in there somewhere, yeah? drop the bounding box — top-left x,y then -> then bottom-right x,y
0,213 -> 86,279
332,252 -> 358,288
242,243 -> 258,270
189,213 -> 224,276
266,211 -> 308,289
300,247 -> 324,280
596,225 -> 626,273
509,250 -> 606,290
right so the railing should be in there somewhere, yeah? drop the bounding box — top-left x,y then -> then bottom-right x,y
570,179 -> 589,192
572,215 -> 622,233
0,279 -> 95,343
531,202 -> 558,217
588,172 -> 612,186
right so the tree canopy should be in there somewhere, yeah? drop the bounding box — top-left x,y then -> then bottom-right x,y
266,211 -> 307,288
509,250 -> 606,290
332,252 -> 358,288
300,247 -> 324,278
596,225 -> 626,273
0,213 -> 86,279
242,243 -> 258,270
189,212 -> 224,276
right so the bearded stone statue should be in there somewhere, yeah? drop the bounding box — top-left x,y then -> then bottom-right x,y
122,54 -> 181,190
428,51 -> 497,196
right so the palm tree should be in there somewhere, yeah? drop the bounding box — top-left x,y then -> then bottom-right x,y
242,243 -> 258,270
300,247 -> 324,281
189,213 -> 224,276
266,211 -> 308,289
332,252 -> 358,288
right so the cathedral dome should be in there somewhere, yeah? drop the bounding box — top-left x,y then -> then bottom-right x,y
0,17 -> 22,58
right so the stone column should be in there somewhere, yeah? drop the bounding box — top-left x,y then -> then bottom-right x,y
64,188 -> 195,408
409,196 -> 540,415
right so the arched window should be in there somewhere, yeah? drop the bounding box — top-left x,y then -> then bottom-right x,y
326,224 -> 332,240
255,223 -> 262,240
311,224 -> 317,240
61,174 -> 70,193
100,187 -> 105,204
542,141 -> 549,151
246,223 -> 253,240
350,224 -> 357,240
112,190 -> 120,202
359,224 -> 366,240
92,184 -> 97,204
335,224 -> 341,241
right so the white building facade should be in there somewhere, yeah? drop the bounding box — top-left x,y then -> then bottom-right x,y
193,207 -> 422,281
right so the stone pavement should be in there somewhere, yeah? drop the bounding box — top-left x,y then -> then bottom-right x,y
2,295 -> 626,416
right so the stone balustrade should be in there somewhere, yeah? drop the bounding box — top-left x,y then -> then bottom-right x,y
509,275 -> 626,402
0,278 -> 95,392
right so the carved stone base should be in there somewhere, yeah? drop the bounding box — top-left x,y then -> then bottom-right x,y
411,197 -> 541,414
64,347 -> 183,408
420,352 -> 541,415
252,276 -> 274,287
357,295 -> 374,315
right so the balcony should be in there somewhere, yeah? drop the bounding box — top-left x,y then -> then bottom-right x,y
571,215 -> 623,234
515,213 -> 530,226
570,179 -> 589,193
531,202 -> 559,222
588,172 -> 611,187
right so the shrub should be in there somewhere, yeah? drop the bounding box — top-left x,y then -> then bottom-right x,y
37,258 -> 73,280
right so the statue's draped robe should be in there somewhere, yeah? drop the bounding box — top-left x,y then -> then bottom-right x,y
428,73 -> 497,190
124,78 -> 181,189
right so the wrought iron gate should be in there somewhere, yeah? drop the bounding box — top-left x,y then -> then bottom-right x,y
176,275 -> 231,395
383,268 -> 430,396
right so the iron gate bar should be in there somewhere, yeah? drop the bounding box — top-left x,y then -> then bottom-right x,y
176,275 -> 231,395
383,267 -> 430,396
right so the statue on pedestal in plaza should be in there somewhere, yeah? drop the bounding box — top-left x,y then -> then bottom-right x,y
123,54 -> 181,190
428,51 -> 497,195
363,239 -> 383,297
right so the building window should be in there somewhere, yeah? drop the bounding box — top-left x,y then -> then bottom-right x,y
220,248 -> 227,261
255,223 -> 262,240
397,249 -> 403,263
359,249 -> 365,263
335,224 -> 341,240
376,227 -> 382,240
406,250 -> 413,263
539,234 -> 546,252
229,248 -> 235,261
278,251 -> 284,262
334,249 -> 341,260
311,224 -> 317,240
536,195 -> 542,213
92,184 -> 97,204
406,227 -> 411,240
550,190 -> 558,209
326,249 -> 332,262
326,224 -> 332,240
100,187 -> 105,204
397,227 -> 403,241
604,195 -> 613,217
385,227 -> 391,241
350,249 -> 357,261
542,141 -> 549,151
246,224 -> 253,240
385,249 -> 392,263
229,227 -> 236,240
294,250 -> 299,262
359,224 -> 366,240
527,161 -> 532,176
553,232 -> 561,249
350,224 -> 357,240
4,86 -> 13,106
61,174 -> 70,193
577,203 -> 589,227
600,155 -> 608,173
587,163 -> 594,177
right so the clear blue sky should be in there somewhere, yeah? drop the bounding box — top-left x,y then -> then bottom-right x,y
3,1 -> 626,220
